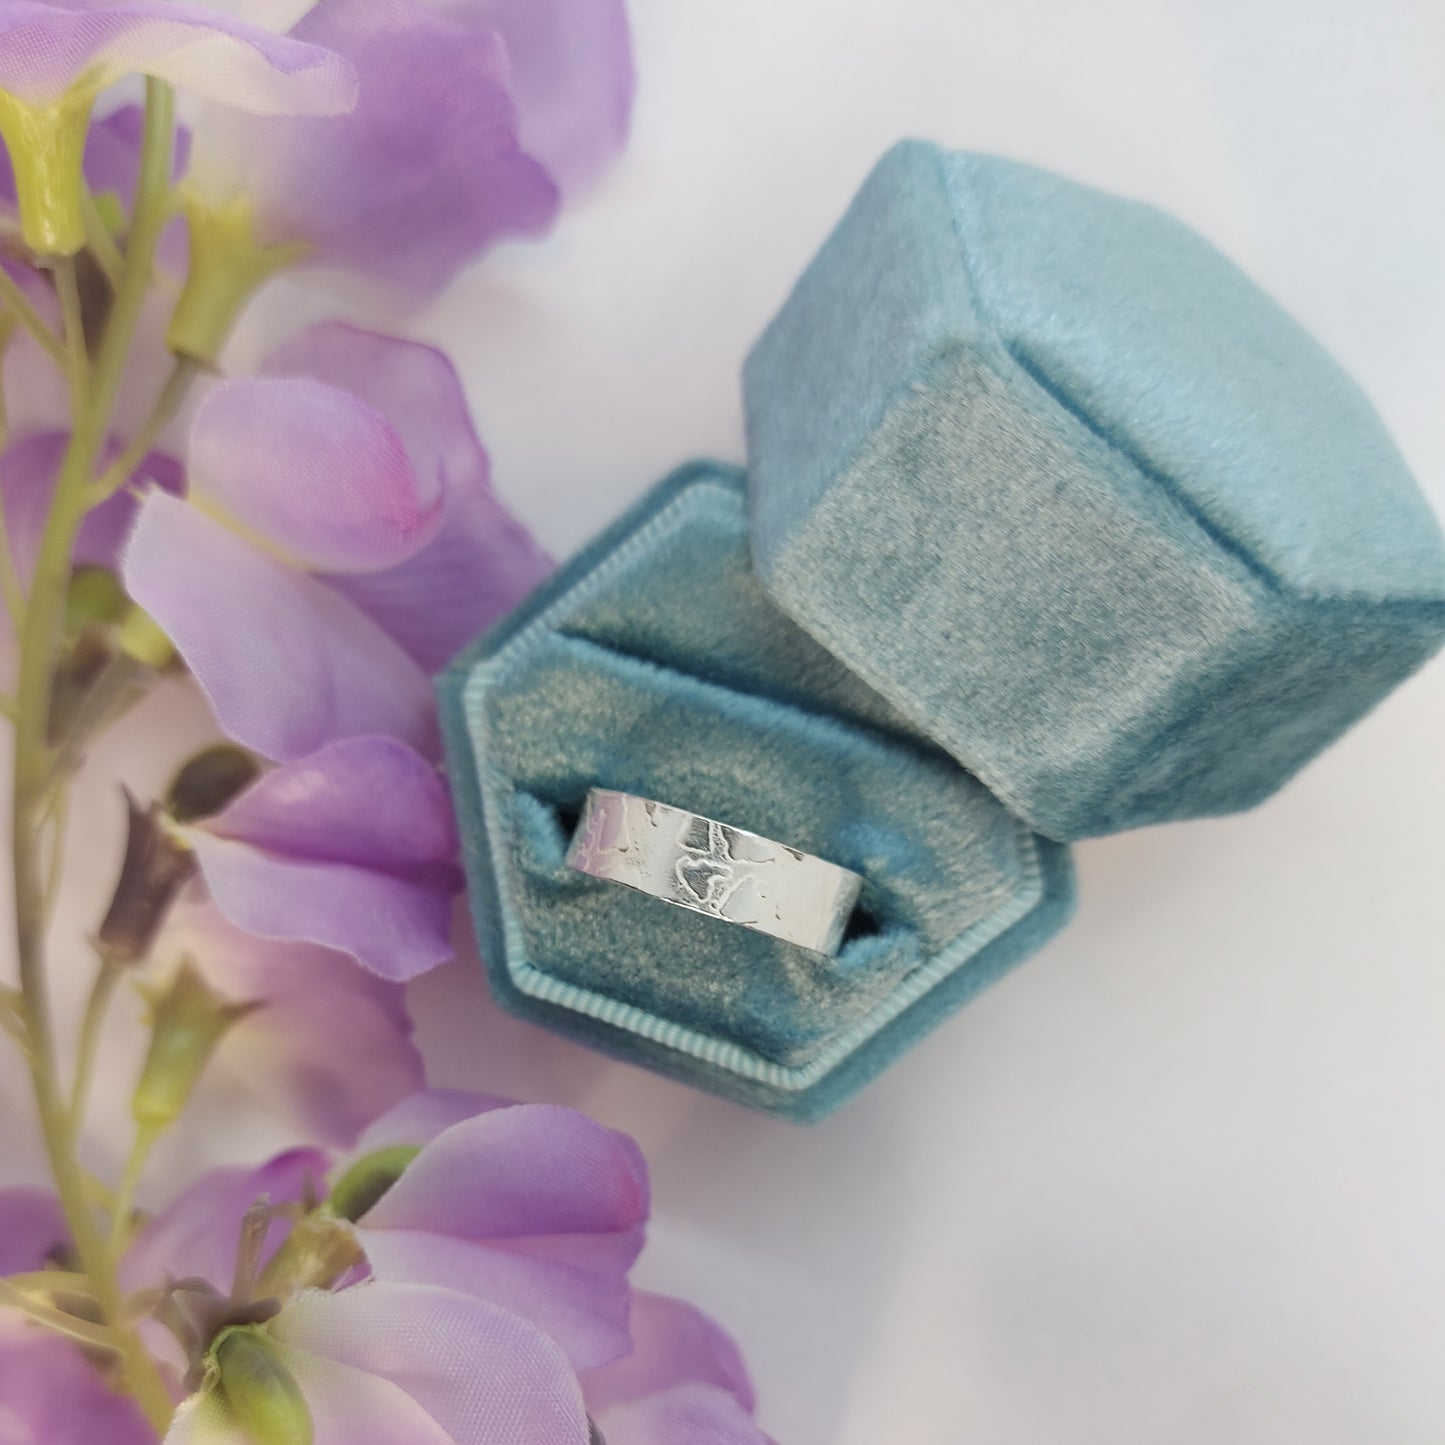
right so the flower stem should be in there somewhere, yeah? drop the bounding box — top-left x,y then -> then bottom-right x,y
109,1122 -> 160,1258
8,79 -> 179,1437
85,355 -> 197,508
0,1278 -> 118,1351
0,262 -> 65,368
0,486 -> 29,626
68,950 -> 121,1133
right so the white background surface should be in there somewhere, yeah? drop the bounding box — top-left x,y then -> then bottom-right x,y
4,3 -> 1443,1443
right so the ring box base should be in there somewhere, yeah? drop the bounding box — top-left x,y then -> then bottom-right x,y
439,463 -> 1075,1120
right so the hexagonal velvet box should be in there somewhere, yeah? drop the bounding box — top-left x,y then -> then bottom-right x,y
439,464 -> 1074,1120
744,141 -> 1445,840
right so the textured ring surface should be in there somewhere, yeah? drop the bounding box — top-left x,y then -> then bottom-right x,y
565,789 -> 864,956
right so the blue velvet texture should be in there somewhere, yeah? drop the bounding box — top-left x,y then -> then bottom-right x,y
744,141 -> 1445,840
439,463 -> 1074,1119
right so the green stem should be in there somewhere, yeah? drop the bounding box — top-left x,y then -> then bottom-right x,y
53,257 -> 88,394
40,782 -> 69,924
8,80 -> 178,1438
68,952 -> 121,1134
0,263 -> 65,368
0,1278 -> 118,1352
85,356 -> 197,508
109,1122 -> 160,1257
0,484 -> 28,626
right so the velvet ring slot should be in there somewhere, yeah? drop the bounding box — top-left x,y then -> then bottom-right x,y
439,463 -> 1075,1120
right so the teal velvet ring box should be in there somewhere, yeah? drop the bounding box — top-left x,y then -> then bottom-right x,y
440,141 -> 1445,1120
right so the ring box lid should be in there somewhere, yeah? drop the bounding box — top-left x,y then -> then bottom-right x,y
743,141 -> 1445,841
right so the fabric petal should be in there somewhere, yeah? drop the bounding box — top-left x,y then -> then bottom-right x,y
264,323 -> 551,671
362,1105 -> 648,1242
0,1322 -> 154,1445
0,1185 -> 67,1273
457,0 -> 633,195
0,431 -> 181,594
190,379 -> 441,573
188,0 -> 558,296
190,832 -> 455,981
0,0 -> 356,112
358,1105 -> 648,1367
164,1391 -> 258,1445
201,735 -> 457,873
271,1283 -> 591,1445
582,1292 -> 756,1416
594,1383 -> 773,1445
353,1089 -> 513,1155
175,899 -> 424,1148
122,491 -> 436,761
120,1148 -> 328,1296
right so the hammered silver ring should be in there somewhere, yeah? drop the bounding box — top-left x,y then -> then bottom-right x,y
564,789 -> 864,956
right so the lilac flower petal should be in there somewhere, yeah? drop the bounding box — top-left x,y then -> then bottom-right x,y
582,1293 -> 756,1416
189,0 -> 558,297
190,379 -> 442,574
595,1383 -> 773,1445
0,432 -> 181,596
0,0 -> 356,111
358,1106 -> 648,1367
454,0 -> 633,195
362,1106 -> 648,1241
0,1323 -> 154,1445
203,735 -> 457,872
270,1283 -> 592,1445
354,1089 -> 513,1155
122,491 -> 437,761
264,324 -> 552,670
0,1185 -> 67,1273
121,1148 -> 328,1295
190,833 -> 455,981
176,900 -> 425,1148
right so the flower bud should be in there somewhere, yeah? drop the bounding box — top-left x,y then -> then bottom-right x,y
65,568 -> 130,633
132,959 -> 256,1133
115,603 -> 175,670
0,87 -> 94,255
168,193 -> 305,365
214,1328 -> 313,1445
326,1145 -> 422,1223
256,1212 -> 365,1298
47,626 -> 116,746
96,792 -> 196,968
167,744 -> 261,825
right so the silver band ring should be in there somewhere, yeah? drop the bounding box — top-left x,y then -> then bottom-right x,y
565,789 -> 864,956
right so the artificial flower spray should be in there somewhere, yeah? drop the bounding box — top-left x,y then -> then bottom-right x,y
0,2 -> 768,1441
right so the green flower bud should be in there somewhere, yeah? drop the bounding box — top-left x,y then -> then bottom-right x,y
214,1328 -> 313,1445
327,1145 -> 422,1223
256,1211 -> 365,1298
64,567 -> 129,632
132,959 -> 256,1133
0,86 -> 95,256
115,603 -> 175,670
167,192 -> 307,366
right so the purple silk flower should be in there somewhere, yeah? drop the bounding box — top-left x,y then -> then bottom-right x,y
345,1090 -> 649,1370
122,327 -> 548,978
123,324 -> 550,762
184,0 -> 633,298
